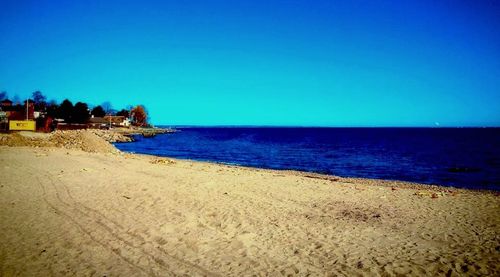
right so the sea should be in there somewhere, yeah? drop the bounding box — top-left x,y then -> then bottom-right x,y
114,127 -> 500,190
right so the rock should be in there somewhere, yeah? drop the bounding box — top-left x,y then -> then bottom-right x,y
447,167 -> 481,173
149,158 -> 175,165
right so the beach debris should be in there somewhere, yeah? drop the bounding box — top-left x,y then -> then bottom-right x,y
447,167 -> 481,173
338,208 -> 383,222
80,168 -> 90,172
391,187 -> 397,191
444,189 -> 460,196
150,158 -> 175,165
122,195 -> 131,199
414,190 -> 450,198
123,153 -> 137,160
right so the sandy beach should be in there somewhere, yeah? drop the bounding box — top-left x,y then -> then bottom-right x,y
0,134 -> 499,276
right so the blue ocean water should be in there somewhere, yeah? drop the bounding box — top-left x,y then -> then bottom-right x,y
114,127 -> 500,190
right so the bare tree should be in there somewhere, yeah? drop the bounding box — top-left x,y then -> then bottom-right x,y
0,91 -> 7,101
101,101 -> 114,115
12,94 -> 20,105
32,91 -> 47,110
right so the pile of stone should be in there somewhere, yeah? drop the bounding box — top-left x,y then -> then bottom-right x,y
0,132 -> 53,148
87,129 -> 133,143
0,130 -> 123,154
50,130 -> 119,153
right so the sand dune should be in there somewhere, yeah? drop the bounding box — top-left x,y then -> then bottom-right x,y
0,146 -> 499,276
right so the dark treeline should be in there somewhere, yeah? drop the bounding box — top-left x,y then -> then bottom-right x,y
0,90 -> 148,126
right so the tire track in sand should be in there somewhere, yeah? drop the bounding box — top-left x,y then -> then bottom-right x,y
35,172 -> 217,276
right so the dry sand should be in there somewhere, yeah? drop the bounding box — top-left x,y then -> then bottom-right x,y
0,143 -> 499,276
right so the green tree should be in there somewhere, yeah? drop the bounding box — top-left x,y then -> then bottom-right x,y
46,100 -> 59,118
73,102 -> 90,123
57,99 -> 73,123
116,109 -> 130,118
91,105 -> 106,117
101,101 -> 114,115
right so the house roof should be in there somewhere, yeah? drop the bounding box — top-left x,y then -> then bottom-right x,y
0,105 -> 23,111
103,115 -> 126,123
89,117 -> 108,124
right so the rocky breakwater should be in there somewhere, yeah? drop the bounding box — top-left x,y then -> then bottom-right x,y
87,129 -> 134,143
114,127 -> 176,137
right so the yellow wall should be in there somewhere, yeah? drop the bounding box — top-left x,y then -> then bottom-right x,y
9,120 -> 36,131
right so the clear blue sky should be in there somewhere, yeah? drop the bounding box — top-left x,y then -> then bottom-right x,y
1,0 -> 499,126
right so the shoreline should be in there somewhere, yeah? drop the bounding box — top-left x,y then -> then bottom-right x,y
118,151 -> 498,194
115,128 -> 500,192
1,129 -> 497,193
